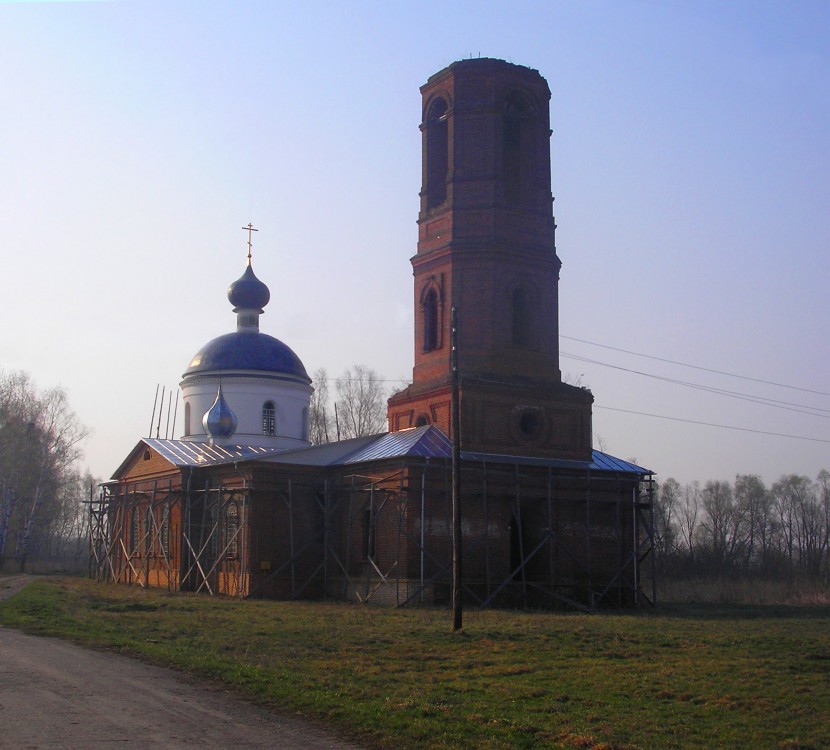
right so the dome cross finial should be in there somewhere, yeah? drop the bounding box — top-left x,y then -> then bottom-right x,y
242,222 -> 258,265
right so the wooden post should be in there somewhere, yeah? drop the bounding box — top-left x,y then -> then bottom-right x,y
451,306 -> 462,631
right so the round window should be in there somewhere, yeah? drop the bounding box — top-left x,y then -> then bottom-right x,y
511,406 -> 545,442
519,410 -> 540,437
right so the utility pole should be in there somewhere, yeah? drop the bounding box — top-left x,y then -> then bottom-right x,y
450,306 -> 462,631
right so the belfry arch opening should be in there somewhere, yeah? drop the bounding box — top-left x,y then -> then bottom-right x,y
423,287 -> 439,351
503,92 -> 532,204
425,98 -> 449,209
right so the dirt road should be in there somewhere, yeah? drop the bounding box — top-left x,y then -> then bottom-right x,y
0,577 -> 362,749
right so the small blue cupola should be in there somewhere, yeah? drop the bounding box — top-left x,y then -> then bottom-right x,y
202,383 -> 238,441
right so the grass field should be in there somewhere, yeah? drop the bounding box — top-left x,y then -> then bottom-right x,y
1,577 -> 829,749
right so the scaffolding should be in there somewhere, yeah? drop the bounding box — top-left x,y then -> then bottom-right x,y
310,458 -> 656,610
90,457 -> 654,611
90,479 -> 250,597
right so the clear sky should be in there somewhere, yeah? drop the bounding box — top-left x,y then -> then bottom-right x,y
1,0 -> 827,487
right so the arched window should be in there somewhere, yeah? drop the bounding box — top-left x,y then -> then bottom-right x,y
184,402 -> 191,436
426,98 -> 448,209
225,501 -> 239,559
511,287 -> 530,346
423,287 -> 439,351
415,414 -> 429,427
301,407 -> 309,441
503,93 -> 531,204
262,401 -> 276,436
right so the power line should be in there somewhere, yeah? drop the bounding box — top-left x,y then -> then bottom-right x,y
561,335 -> 830,397
316,339 -> 829,444
559,337 -> 829,442
594,405 -> 830,445
561,352 -> 830,419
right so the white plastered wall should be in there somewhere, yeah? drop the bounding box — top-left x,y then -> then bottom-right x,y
180,372 -> 312,449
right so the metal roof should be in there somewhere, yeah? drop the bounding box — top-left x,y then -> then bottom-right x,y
343,425 -> 451,463
590,452 -> 650,474
183,331 -> 310,383
259,433 -> 382,467
460,448 -> 651,475
259,426 -> 452,467
263,426 -> 648,475
142,438 -> 284,467
117,430 -> 650,478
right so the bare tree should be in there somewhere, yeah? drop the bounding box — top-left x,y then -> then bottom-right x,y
699,479 -> 753,570
20,387 -> 87,567
654,477 -> 681,566
0,370 -> 88,571
677,481 -> 700,563
771,475 -> 810,572
309,367 -> 333,445
818,470 -> 830,584
334,365 -> 387,439
733,474 -> 773,572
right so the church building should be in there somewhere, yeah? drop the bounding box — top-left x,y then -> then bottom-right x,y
91,59 -> 654,610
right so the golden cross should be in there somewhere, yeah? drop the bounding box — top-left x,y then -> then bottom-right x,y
242,222 -> 259,262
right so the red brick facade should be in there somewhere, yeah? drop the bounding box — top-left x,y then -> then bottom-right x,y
97,448 -> 649,610
388,59 -> 594,460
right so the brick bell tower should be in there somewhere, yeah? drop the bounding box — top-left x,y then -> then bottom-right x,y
387,58 -> 593,460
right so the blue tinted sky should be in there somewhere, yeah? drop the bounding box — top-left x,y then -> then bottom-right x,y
1,0 -> 827,485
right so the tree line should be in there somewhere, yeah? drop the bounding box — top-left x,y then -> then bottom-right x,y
653,470 -> 830,586
0,370 -> 95,572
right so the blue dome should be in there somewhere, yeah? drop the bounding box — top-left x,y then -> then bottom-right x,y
184,331 -> 310,383
227,263 -> 270,311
